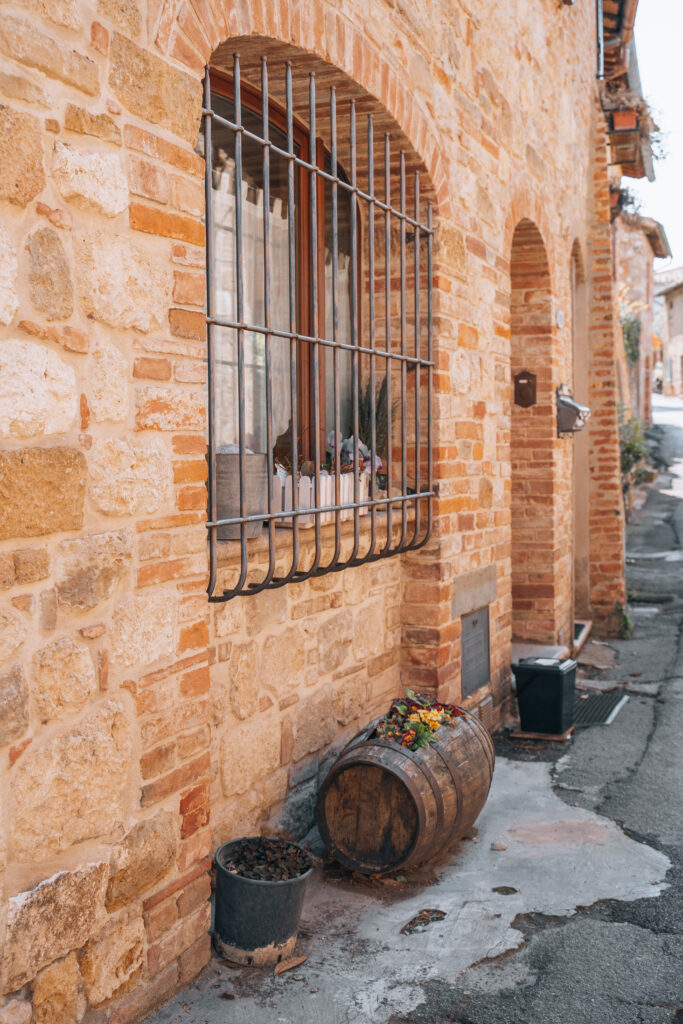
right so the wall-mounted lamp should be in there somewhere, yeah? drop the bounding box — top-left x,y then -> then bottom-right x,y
557,385 -> 590,436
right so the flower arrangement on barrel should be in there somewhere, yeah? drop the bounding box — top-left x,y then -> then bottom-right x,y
374,690 -> 465,751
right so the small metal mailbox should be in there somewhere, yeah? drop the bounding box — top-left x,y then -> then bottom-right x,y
557,386 -> 590,436
514,370 -> 537,408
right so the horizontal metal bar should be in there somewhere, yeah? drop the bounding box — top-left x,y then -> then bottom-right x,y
206,316 -> 433,366
202,106 -> 433,234
206,489 -> 434,528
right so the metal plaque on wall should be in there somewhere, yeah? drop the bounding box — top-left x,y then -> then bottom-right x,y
461,605 -> 491,697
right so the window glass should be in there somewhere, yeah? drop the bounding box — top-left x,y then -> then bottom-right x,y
210,94 -> 295,455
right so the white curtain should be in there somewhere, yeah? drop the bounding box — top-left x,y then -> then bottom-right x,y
212,160 -> 291,452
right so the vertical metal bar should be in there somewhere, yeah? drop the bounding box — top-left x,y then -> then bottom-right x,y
349,98 -> 360,562
426,201 -> 433,542
204,72 -> 218,598
233,53 -> 248,593
596,0 -> 605,80
286,61 -> 300,578
368,113 -> 377,557
330,85 -> 342,568
383,131 -> 393,554
261,56 -> 276,585
309,71 -> 322,573
411,170 -> 421,545
398,150 -> 408,548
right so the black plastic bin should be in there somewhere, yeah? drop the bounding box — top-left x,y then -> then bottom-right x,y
213,837 -> 313,966
511,657 -> 577,735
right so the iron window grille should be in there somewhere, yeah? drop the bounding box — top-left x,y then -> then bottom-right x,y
203,55 -> 434,601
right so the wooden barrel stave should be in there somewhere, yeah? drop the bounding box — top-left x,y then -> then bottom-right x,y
317,708 -> 495,874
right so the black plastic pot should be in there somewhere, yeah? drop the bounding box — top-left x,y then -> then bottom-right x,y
213,837 -> 313,966
512,657 -> 577,735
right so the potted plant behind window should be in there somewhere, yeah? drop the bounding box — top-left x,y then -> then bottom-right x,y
215,446 -> 268,539
213,836 -> 313,966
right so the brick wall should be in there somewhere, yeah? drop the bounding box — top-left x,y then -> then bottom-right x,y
0,0 -> 627,1019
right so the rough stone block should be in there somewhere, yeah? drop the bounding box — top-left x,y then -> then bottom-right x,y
89,339 -> 129,422
3,862 -> 108,990
26,227 -> 73,321
52,142 -> 128,218
88,438 -> 171,516
0,609 -> 27,664
0,664 -> 29,747
0,70 -> 49,107
79,915 -> 144,1007
0,999 -> 32,1024
226,641 -> 259,721
0,339 -> 77,439
261,633 -> 306,698
74,231 -> 171,333
0,105 -> 45,206
63,103 -> 121,145
110,592 -> 175,668
292,689 -> 335,762
318,611 -> 354,673
13,548 -> 50,585
352,602 -> 385,661
31,952 -> 84,1024
32,638 -> 97,723
135,387 -> 205,431
0,15 -> 98,95
333,672 -> 367,726
10,700 -> 132,861
56,529 -> 132,610
220,712 -> 280,797
0,448 -> 86,541
0,226 -> 18,326
12,0 -> 81,30
97,0 -> 141,36
109,34 -> 200,144
106,810 -> 177,910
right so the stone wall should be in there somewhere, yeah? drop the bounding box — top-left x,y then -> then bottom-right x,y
0,0 -> 627,1019
615,214 -> 657,425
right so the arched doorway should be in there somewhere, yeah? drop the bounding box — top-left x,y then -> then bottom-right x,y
510,220 -> 556,643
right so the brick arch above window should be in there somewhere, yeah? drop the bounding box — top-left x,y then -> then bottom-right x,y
151,0 -> 450,218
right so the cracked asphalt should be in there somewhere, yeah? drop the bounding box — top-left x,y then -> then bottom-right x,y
149,395 -> 683,1024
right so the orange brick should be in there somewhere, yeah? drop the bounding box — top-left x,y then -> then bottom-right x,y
140,753 -> 210,807
173,459 -> 208,484
141,741 -> 177,780
170,175 -> 204,217
129,156 -> 169,204
177,485 -> 207,511
130,202 -> 205,246
169,308 -> 206,341
133,357 -> 172,380
176,828 -> 211,873
143,857 -> 212,912
91,21 -> 108,54
137,556 -> 205,588
178,620 -> 209,653
173,435 -> 207,456
173,270 -> 205,307
179,780 -> 209,816
179,665 -> 210,698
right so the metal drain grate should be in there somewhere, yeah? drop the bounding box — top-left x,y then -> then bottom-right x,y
574,691 -> 629,727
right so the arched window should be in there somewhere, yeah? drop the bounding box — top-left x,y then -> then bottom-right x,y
202,55 -> 433,600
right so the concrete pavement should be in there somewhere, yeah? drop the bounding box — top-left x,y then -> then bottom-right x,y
148,394 -> 683,1024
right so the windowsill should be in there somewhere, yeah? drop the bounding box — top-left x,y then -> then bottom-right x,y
214,504 -> 421,568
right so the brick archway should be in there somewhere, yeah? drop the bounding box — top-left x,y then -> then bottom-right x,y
151,0 -> 450,218
509,218 -> 557,643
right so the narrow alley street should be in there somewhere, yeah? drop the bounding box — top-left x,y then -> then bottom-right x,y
149,395 -> 683,1024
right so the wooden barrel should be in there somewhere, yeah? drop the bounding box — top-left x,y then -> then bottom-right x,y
316,709 -> 495,874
